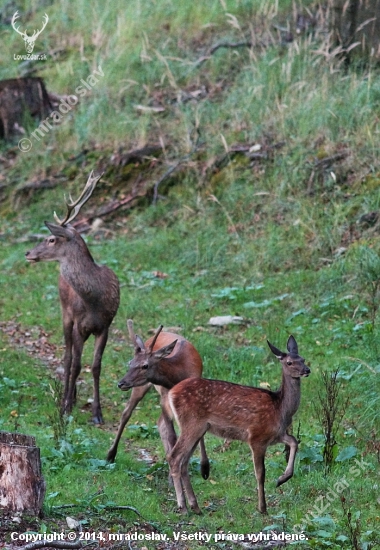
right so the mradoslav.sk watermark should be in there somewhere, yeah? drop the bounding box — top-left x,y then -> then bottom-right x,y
18,66 -> 104,153
12,11 -> 48,60
294,456 -> 371,532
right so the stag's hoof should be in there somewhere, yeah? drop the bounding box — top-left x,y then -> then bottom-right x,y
92,414 -> 104,425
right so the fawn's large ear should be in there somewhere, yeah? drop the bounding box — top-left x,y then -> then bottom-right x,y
45,222 -> 75,239
267,340 -> 286,359
287,335 -> 298,355
153,339 -> 177,360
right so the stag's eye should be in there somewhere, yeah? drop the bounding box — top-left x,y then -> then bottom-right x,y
142,363 -> 149,370
286,361 -> 293,366
48,238 -> 55,244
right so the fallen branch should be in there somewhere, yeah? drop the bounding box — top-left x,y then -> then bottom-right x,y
12,178 -> 64,207
193,40 -> 255,68
102,504 -> 142,516
209,40 -> 253,55
71,177 -> 147,230
152,134 -> 204,205
306,151 -> 349,194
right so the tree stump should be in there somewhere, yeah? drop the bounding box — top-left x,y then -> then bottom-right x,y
0,431 -> 45,517
0,77 -> 52,140
329,0 -> 380,59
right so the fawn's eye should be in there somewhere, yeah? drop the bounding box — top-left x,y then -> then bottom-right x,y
48,238 -> 55,244
287,361 -> 293,366
142,363 -> 149,370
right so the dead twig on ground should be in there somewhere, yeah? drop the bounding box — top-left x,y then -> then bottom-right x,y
306,151 -> 349,194
152,132 -> 204,205
194,40 -> 254,68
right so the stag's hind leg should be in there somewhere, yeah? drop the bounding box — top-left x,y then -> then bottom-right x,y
107,384 -> 153,462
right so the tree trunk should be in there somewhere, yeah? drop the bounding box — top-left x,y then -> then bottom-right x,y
0,431 -> 45,517
329,0 -> 380,59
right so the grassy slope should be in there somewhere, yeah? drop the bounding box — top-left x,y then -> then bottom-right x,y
1,1 -> 380,548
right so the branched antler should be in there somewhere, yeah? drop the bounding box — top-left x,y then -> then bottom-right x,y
54,171 -> 103,226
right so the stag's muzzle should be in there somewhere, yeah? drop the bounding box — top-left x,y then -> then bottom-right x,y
118,379 -> 132,391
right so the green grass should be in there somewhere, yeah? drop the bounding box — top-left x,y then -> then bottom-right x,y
1,0 -> 380,548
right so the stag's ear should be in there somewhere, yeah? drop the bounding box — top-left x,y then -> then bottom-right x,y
134,335 -> 146,352
45,222 -> 76,239
287,335 -> 298,355
267,340 -> 286,359
153,340 -> 177,360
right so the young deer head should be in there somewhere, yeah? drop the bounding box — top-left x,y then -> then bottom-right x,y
25,172 -> 120,424
107,320 -> 210,481
166,335 -> 310,514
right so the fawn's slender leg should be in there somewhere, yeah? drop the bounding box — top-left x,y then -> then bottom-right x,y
251,443 -> 267,514
91,330 -> 109,424
276,432 -> 298,487
168,428 -> 206,514
199,436 -> 210,480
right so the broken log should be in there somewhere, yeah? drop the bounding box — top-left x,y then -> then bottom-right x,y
0,431 -> 45,517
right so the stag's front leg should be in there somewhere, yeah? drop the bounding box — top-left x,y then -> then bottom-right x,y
91,330 -> 109,424
107,384 -> 152,462
276,433 -> 298,487
61,319 -> 73,412
157,388 -> 177,452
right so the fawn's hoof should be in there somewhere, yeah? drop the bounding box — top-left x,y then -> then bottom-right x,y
175,506 -> 188,515
190,504 -> 202,515
106,450 -> 116,463
276,473 -> 291,487
201,461 -> 210,480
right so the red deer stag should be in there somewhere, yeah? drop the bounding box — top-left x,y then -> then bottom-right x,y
164,335 -> 309,514
108,320 -> 210,480
25,172 -> 120,424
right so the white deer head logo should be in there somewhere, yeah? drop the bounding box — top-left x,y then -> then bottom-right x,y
11,11 -> 48,54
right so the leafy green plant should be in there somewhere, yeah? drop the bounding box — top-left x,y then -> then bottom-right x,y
313,369 -> 349,472
47,378 -> 70,447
